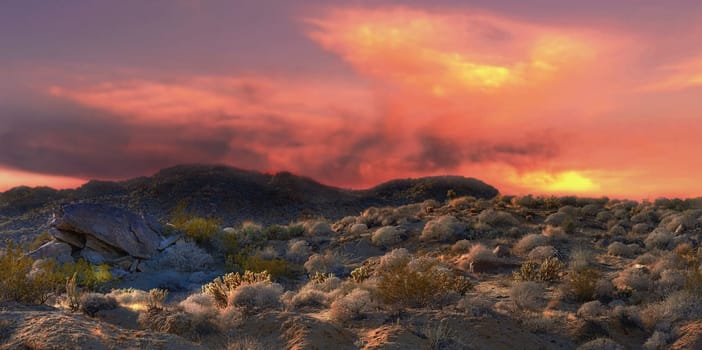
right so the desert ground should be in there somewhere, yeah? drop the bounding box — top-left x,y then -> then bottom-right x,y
2,166 -> 702,350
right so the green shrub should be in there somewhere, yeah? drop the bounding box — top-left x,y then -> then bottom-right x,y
226,253 -> 296,279
376,257 -> 471,308
25,231 -> 53,251
514,257 -> 563,282
287,224 -> 306,238
201,270 -> 272,309
264,224 -> 289,240
179,217 -> 221,244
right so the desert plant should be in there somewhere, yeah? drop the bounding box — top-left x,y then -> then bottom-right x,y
376,256 -> 471,308
565,267 -> 602,301
303,252 -> 344,275
371,226 -> 406,247
513,233 -> 549,256
420,216 -> 464,242
227,253 -> 295,279
350,265 -> 371,283
178,217 -> 221,245
147,288 -> 168,310
65,272 -> 81,311
148,240 -> 214,272
329,289 -> 373,323
201,270 -> 272,309
79,293 -> 117,317
228,281 -> 283,309
424,319 -> 454,350
514,257 -> 562,282
510,281 -> 545,311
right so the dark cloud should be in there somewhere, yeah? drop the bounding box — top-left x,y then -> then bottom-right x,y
406,133 -> 559,171
0,96 -> 271,179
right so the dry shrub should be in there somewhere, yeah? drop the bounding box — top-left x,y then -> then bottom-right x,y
178,293 -> 217,317
465,244 -> 497,264
329,289 -> 374,323
565,268 -> 602,302
147,288 -> 168,310
201,270 -> 272,309
108,288 -> 149,310
304,251 -> 344,275
477,209 -> 518,227
147,240 -> 214,272
371,226 -> 406,247
450,240 -> 472,254
639,291 -> 702,330
79,293 -> 117,317
420,215 -> 464,242
513,234 -> 549,256
510,281 -> 545,311
377,248 -> 410,272
645,229 -> 673,250
527,246 -> 558,261
226,337 -> 265,350
376,256 -> 471,308
542,225 -> 566,240
288,289 -> 329,309
514,257 -> 562,282
285,239 -> 311,263
607,242 -> 634,257
304,220 -> 333,236
569,246 -> 593,271
228,281 -> 283,309
576,338 -> 625,350
577,300 -> 606,319
612,266 -> 652,294
643,330 -> 670,350
138,307 -> 216,341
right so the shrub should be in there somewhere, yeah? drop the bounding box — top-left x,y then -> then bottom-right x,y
147,288 -> 168,310
148,240 -> 214,272
138,307 -> 216,341
639,291 -> 702,330
577,300 -> 606,319
371,226 -> 406,247
377,248 -> 410,272
285,239 -> 311,263
576,338 -> 624,350
303,252 -> 344,275
645,228 -> 673,250
0,242 -> 53,303
478,209 -> 519,227
226,337 -> 265,350
565,268 -> 602,301
329,289 -> 374,323
465,244 -> 497,264
510,281 -> 545,311
288,289 -> 329,309
514,257 -> 562,282
612,266 -> 651,294
304,220 -> 333,236
228,281 -> 283,309
643,331 -> 670,350
264,224 -> 289,240
420,216 -> 464,242
607,242 -> 634,258
178,217 -> 221,244
376,256 -> 471,308
527,246 -> 558,261
79,293 -> 117,317
178,293 -> 217,317
450,240 -> 472,254
569,246 -> 593,271
513,234 -> 549,256
350,265 -> 371,283
201,271 -> 272,309
227,253 -> 295,279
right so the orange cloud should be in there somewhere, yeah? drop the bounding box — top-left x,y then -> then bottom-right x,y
0,167 -> 85,191
640,55 -> 702,92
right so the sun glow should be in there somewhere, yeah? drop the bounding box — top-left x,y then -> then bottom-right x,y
513,170 -> 601,194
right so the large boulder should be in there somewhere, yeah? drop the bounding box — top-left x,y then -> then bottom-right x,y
51,203 -> 162,260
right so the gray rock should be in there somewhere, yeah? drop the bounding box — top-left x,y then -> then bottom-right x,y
27,240 -> 73,264
49,228 -> 85,248
52,203 -> 162,259
158,234 -> 181,251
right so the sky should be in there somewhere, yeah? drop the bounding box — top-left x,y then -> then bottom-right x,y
1,0 -> 702,198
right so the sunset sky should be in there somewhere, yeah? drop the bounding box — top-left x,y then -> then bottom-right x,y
2,1 -> 702,198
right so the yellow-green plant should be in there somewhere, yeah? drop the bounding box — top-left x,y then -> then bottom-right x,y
350,266 -> 371,283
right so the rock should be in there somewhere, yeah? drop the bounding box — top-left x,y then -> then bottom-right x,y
51,203 -> 162,259
158,234 -> 181,251
49,228 -> 85,248
27,240 -> 73,264
493,245 -> 510,258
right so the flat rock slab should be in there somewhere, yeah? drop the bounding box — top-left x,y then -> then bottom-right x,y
51,203 -> 162,259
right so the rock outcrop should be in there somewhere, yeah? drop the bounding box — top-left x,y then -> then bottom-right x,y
47,203 -> 164,265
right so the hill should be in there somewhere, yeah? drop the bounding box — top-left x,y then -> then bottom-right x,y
0,164 -> 498,244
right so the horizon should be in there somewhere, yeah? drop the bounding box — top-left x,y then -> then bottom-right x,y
2,1 -> 702,199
